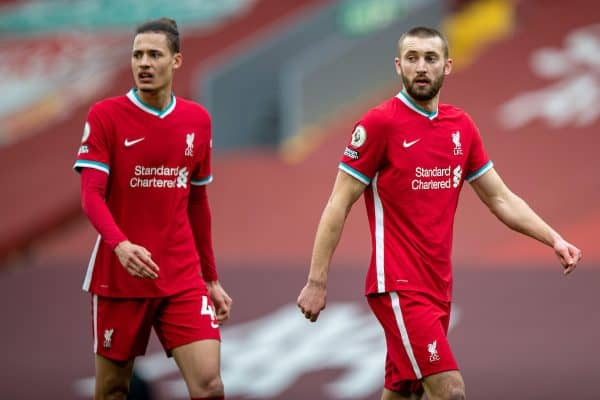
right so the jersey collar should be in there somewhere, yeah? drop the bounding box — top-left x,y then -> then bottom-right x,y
395,91 -> 438,120
126,88 -> 176,119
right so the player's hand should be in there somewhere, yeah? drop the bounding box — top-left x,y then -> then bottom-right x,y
114,240 -> 159,279
553,238 -> 582,275
206,280 -> 232,324
297,279 -> 327,323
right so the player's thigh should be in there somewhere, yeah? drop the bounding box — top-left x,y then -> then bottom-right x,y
422,370 -> 465,400
154,288 -> 222,388
171,339 -> 222,388
94,354 -> 135,398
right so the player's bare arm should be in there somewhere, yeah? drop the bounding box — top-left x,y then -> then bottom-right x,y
206,280 -> 232,324
297,171 -> 367,322
470,167 -> 582,275
114,240 -> 160,279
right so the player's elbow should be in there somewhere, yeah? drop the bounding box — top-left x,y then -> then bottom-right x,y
487,197 -> 517,229
486,195 -> 507,218
489,194 -> 527,231
324,199 -> 352,221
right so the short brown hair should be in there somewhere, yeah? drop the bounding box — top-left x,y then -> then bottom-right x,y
398,26 -> 449,59
135,17 -> 180,53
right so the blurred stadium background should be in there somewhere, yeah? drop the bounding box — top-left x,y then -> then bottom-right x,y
1,0 -> 598,399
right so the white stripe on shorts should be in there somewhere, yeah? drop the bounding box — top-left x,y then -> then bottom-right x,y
390,292 -> 422,379
93,294 -> 98,354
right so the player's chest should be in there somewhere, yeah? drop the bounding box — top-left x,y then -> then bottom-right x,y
112,118 -> 201,165
387,120 -> 468,170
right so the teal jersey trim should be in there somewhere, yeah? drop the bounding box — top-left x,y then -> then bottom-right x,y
339,162 -> 371,185
191,175 -> 214,186
466,160 -> 493,182
396,91 -> 438,120
73,160 -> 110,175
127,88 -> 176,118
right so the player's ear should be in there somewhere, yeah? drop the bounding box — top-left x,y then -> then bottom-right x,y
394,57 -> 402,76
444,57 -> 453,76
173,52 -> 183,70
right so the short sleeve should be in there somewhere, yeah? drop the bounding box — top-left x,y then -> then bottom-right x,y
464,115 -> 493,182
73,104 -> 112,175
190,112 -> 213,186
339,109 -> 388,185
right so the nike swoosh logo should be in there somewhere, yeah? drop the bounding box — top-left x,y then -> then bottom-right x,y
124,137 -> 145,147
403,138 -> 421,148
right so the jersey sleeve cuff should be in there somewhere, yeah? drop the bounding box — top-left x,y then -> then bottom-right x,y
73,160 -> 110,175
202,270 -> 219,282
339,162 -> 371,185
191,175 -> 213,186
466,160 -> 493,182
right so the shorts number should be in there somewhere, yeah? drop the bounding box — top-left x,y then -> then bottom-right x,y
201,295 -> 219,328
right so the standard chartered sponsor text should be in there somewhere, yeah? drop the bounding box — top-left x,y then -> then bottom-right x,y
412,165 -> 461,190
415,166 -> 451,177
130,165 -> 188,188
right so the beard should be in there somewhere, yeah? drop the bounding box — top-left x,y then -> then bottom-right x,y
402,72 -> 445,101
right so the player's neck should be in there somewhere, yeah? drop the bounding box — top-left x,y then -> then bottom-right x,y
136,86 -> 173,111
402,89 -> 439,114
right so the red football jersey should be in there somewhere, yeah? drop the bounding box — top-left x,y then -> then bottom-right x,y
74,89 -> 213,298
340,91 -> 492,301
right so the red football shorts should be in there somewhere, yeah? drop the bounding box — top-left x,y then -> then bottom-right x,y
367,290 -> 458,394
91,287 -> 221,361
